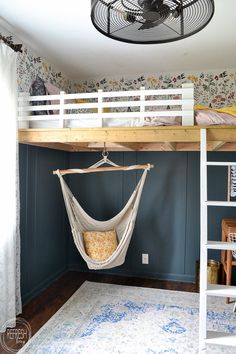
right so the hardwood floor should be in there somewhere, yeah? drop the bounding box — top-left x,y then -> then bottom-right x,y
0,271 -> 197,354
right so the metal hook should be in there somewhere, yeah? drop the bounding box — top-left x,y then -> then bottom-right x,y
102,143 -> 109,158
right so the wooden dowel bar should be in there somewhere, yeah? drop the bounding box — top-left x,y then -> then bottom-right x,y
53,164 -> 154,176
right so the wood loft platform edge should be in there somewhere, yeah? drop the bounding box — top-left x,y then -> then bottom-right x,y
18,126 -> 236,152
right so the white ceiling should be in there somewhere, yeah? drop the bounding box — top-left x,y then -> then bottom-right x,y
0,0 -> 236,81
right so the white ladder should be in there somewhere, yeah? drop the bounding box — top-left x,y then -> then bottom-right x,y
199,128 -> 236,352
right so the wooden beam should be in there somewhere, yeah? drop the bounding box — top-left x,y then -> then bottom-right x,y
87,142 -> 138,151
18,126 -> 202,144
18,126 -> 236,152
164,142 -> 176,151
217,143 -> 236,152
207,127 -> 236,142
18,141 -> 236,152
210,141 -> 226,151
176,142 -> 199,151
19,142 -> 79,152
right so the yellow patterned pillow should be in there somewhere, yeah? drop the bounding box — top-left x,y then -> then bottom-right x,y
83,230 -> 118,261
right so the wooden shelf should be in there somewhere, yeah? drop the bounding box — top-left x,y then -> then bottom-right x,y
18,126 -> 236,152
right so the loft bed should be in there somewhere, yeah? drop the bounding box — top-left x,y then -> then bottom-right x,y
18,83 -> 236,152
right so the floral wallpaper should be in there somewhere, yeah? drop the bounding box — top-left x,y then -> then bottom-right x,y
0,27 -> 72,93
1,25 -> 236,108
17,47 -> 72,93
73,70 -> 236,108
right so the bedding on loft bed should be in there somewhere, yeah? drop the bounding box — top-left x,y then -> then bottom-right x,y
195,106 -> 236,126
144,106 -> 236,127
26,107 -> 236,128
20,78 -> 236,129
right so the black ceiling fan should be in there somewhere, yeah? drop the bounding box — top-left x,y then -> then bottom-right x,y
91,0 -> 214,44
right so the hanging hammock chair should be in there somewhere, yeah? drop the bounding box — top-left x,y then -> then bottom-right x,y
54,160 -> 153,270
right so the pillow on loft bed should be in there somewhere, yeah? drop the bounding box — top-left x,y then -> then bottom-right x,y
30,78 -> 64,115
29,78 -> 62,128
30,76 -> 50,116
195,110 -> 236,125
83,229 -> 118,261
194,105 -> 236,125
44,81 -> 61,114
142,105 -> 236,127
195,105 -> 236,117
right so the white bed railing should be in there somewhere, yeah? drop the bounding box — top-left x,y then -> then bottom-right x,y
18,83 -> 194,129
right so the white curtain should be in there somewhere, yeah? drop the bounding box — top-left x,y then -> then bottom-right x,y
0,43 -> 22,331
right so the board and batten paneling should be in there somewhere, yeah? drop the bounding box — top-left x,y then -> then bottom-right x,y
19,144 -> 68,304
68,152 -> 191,281
19,148 -> 236,301
67,151 -> 236,282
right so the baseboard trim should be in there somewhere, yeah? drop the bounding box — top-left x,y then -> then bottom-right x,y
68,264 -> 195,283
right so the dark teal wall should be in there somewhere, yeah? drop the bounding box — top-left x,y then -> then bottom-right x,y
67,151 -> 236,282
19,148 -> 236,304
67,152 -> 197,281
19,144 -> 68,304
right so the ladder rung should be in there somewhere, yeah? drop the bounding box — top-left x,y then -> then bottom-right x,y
206,284 -> 236,297
206,201 -> 236,207
205,331 -> 236,346
206,241 -> 236,250
206,162 -> 236,166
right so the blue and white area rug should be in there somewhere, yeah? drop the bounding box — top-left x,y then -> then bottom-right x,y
19,281 -> 236,354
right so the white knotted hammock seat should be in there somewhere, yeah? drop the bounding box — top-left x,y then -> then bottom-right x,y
54,157 -> 152,270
